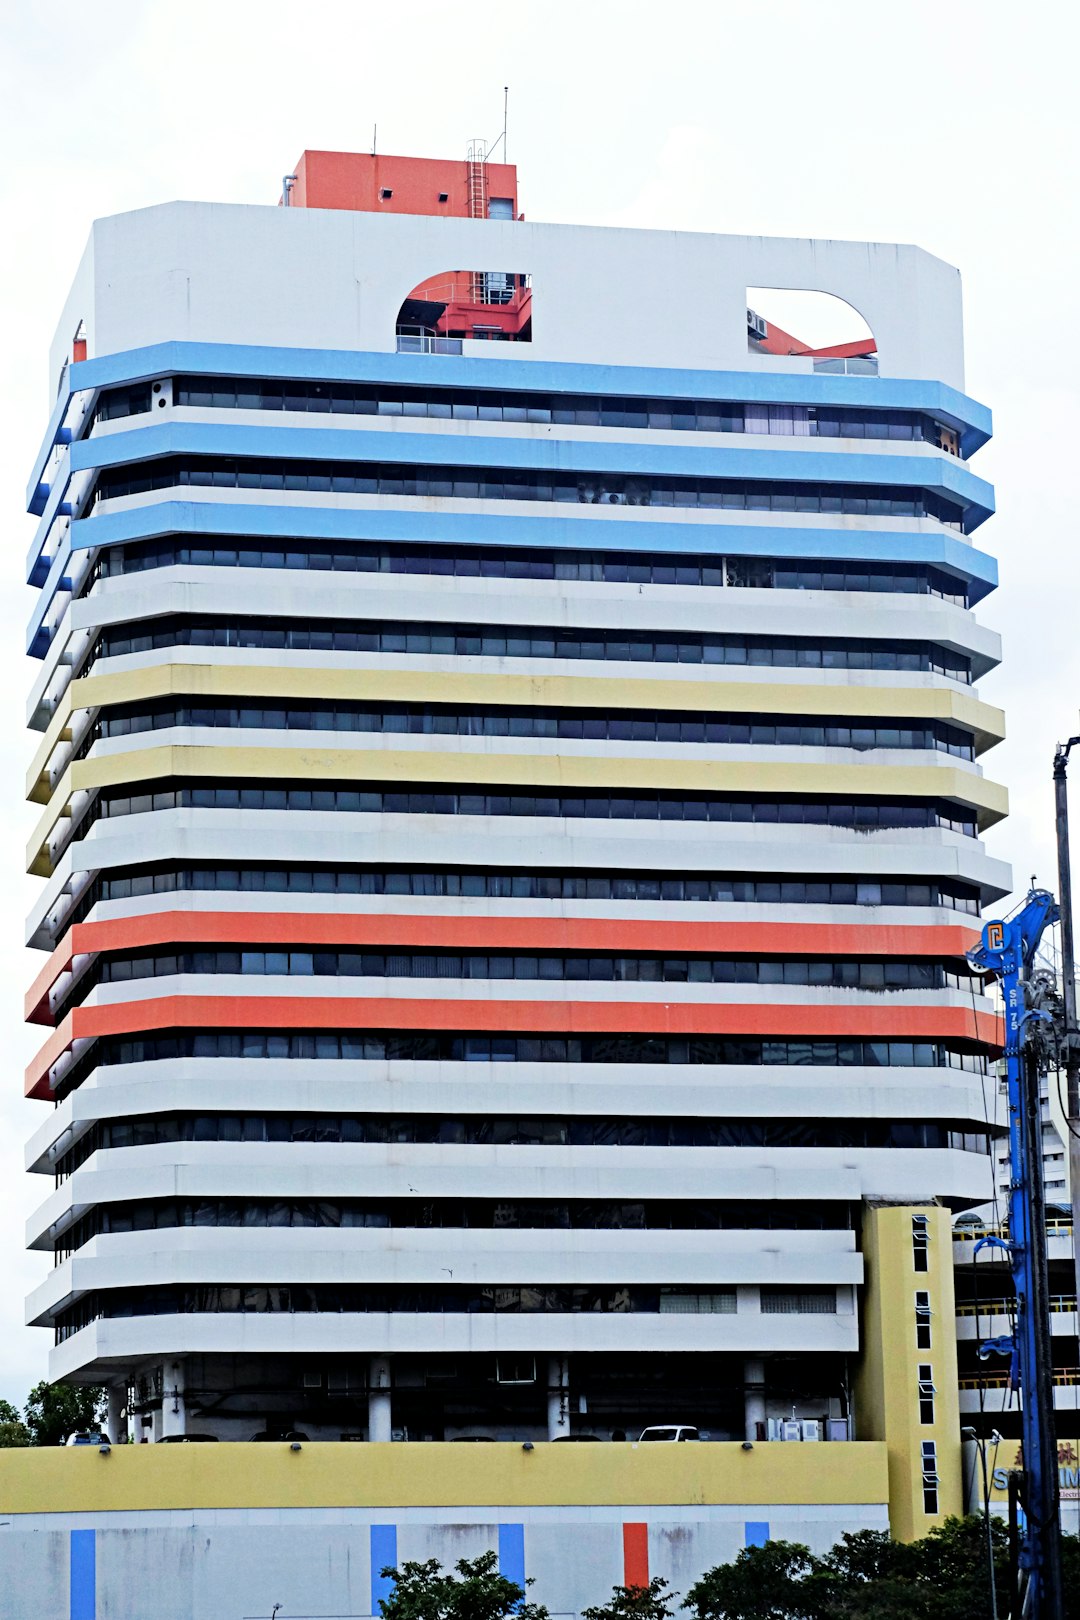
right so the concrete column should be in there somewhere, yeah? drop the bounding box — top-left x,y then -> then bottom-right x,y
547,1355 -> 569,1440
105,1384 -> 125,1446
159,1359 -> 186,1439
368,1356 -> 392,1441
744,1357 -> 766,1443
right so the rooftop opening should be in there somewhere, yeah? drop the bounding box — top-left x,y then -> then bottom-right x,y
397,269 -> 532,353
747,288 -> 877,375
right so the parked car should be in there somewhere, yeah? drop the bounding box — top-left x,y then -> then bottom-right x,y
249,1430 -> 309,1442
638,1425 -> 701,1442
552,1434 -> 602,1441
158,1434 -> 219,1442
64,1430 -> 111,1446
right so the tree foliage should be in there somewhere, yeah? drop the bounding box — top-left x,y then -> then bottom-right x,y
607,1517 -> 1065,1620
583,1576 -> 678,1620
22,1382 -> 106,1447
377,1549 -> 549,1620
0,1400 -> 30,1449
684,1541 -> 819,1620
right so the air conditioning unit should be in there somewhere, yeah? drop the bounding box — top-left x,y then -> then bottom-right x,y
801,1420 -> 821,1442
747,308 -> 769,340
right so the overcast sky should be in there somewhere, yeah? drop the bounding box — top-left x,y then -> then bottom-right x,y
0,0 -> 1077,1403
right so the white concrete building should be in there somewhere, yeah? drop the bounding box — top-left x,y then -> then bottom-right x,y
21,151 -> 1004,1543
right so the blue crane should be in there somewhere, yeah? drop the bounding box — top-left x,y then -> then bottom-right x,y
967,888 -> 1065,1619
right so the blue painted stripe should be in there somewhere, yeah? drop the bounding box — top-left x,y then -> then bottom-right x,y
61,421 -> 995,522
27,388 -> 72,513
29,417 -> 992,588
62,341 -> 994,447
66,498 -> 997,578
498,1522 -> 526,1595
27,450 -> 73,581
370,1524 -> 397,1614
26,498 -> 998,657
745,1521 -> 770,1548
70,1528 -> 95,1620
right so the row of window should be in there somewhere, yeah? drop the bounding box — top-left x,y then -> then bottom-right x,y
57,1283 -> 838,1341
69,1030 -> 990,1080
48,1184 -> 943,1261
95,701 -> 976,758
88,538 -> 971,606
83,863 -> 983,915
94,948 -> 970,991
92,784 -> 978,837
90,455 -> 967,528
90,453 -> 971,528
93,374 -> 959,448
60,1110 -> 990,1155
90,614 -> 974,680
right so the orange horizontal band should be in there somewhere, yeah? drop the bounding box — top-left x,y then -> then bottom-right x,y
25,910 -> 980,1026
25,993 -> 1003,1100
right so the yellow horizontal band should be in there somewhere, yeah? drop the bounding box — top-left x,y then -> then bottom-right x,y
27,740 -> 1009,875
27,661 -> 1006,802
0,1440 -> 888,1513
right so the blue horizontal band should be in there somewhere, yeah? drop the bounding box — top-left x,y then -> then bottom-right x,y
26,417 -> 994,589
26,338 -> 994,515
25,496 -> 997,657
65,419 -> 995,518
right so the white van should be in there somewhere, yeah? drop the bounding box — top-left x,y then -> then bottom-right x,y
638,1425 -> 700,1442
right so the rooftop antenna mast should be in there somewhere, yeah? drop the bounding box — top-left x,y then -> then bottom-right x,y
485,86 -> 509,162
372,123 -> 377,156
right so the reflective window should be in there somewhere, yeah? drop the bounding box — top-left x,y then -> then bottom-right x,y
88,614 -> 974,682
89,454 -> 968,530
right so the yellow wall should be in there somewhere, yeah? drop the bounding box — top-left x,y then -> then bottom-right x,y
0,1439 -> 888,1515
28,741 -> 1009,875
854,1203 -> 962,1539
27,663 -> 1006,800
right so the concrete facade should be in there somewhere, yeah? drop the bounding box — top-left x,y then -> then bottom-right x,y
20,150 -> 1007,1598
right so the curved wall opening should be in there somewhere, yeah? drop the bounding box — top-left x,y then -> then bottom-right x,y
747,288 -> 876,374
397,271 -> 532,353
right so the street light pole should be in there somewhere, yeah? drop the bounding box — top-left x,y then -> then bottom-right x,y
963,1427 -> 1002,1620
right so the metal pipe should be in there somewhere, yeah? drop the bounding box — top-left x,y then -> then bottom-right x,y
962,1426 -> 1002,1619
1053,736 -> 1080,1314
1022,1037 -> 1065,1620
281,174 -> 297,208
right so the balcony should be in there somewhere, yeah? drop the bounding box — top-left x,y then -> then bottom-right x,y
812,356 -> 879,376
395,333 -> 463,356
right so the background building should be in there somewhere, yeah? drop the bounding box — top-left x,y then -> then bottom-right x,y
10,149 -> 1008,1606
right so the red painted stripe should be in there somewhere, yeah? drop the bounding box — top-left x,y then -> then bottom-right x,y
623,1522 -> 649,1588
24,994 -> 1004,1099
24,910 -> 980,1026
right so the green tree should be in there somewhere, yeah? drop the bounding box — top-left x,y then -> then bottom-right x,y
809,1529 -> 926,1619
0,1400 -> 30,1448
908,1515 -> 1007,1620
23,1381 -> 106,1447
583,1577 -> 678,1620
683,1540 -> 819,1620
377,1549 -> 550,1620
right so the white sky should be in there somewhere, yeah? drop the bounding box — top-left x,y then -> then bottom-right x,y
0,0 -> 1077,1404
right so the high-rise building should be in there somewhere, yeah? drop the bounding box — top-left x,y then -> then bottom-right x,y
17,151 -> 1008,1581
